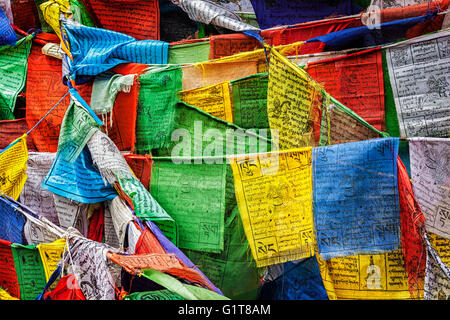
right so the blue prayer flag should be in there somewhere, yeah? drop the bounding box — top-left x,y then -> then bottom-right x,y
306,14 -> 433,51
0,7 -> 16,45
0,196 -> 25,244
62,22 -> 169,79
259,257 -> 329,300
312,138 -> 401,259
42,147 -> 117,204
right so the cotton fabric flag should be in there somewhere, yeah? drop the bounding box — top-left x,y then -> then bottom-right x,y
262,15 -> 362,47
0,288 -> 19,300
107,251 -> 215,291
124,154 -> 153,190
42,273 -> 86,300
385,30 -> 450,137
20,152 -> 59,225
62,21 -> 168,79
167,40 -> 210,64
56,100 -> 100,163
230,148 -> 315,268
182,60 -> 258,91
398,157 -> 426,298
317,249 -> 412,299
423,232 -> 450,299
0,118 -> 36,151
10,0 -> 40,31
141,268 -> 229,300
135,66 -> 182,154
37,238 -> 65,283
267,48 -> 323,149
0,6 -> 16,45
0,239 -> 20,299
86,130 -> 176,240
259,257 -> 329,300
230,73 -> 270,130
409,138 -> 450,239
124,290 -> 184,300
318,97 -> 385,146
183,204 -> 260,300
146,220 -> 223,296
0,0 -> 13,24
176,0 -> 258,32
0,196 -> 26,244
249,0 -> 361,29
82,0 -> 160,40
66,237 -> 118,300
0,134 -> 28,200
39,0 -> 73,41
179,81 -> 233,123
90,71 -> 135,116
11,243 -> 48,300
25,36 -> 91,152
152,101 -> 273,161
0,35 -> 32,120
150,160 -> 226,253
42,146 -> 117,203
306,14 -> 433,51
306,48 -> 385,131
313,138 -> 401,259
209,33 -> 263,60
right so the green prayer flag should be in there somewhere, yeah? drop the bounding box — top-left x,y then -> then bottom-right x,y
184,167 -> 260,300
117,175 -> 177,243
150,160 -> 226,253
152,102 -> 273,160
11,243 -> 47,300
382,49 -> 401,138
124,289 -> 185,300
231,73 -> 270,130
141,269 -> 229,300
135,66 -> 183,154
0,36 -> 32,120
70,0 -> 96,27
58,100 -> 100,163
168,41 -> 210,65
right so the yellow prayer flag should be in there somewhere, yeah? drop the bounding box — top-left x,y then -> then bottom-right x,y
37,238 -> 66,282
316,249 -> 413,300
182,61 -> 258,91
181,42 -> 304,91
180,81 -> 233,123
0,134 -> 28,200
267,48 -> 323,150
229,148 -> 314,268
40,0 -> 72,57
0,288 -> 19,300
428,232 -> 450,267
216,41 -> 305,73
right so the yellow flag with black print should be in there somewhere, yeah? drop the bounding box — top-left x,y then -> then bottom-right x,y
0,134 -> 28,199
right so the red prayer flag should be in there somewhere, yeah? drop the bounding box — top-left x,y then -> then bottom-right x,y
0,118 -> 37,151
82,0 -> 160,40
0,239 -> 20,299
306,48 -> 385,131
397,157 -> 426,299
124,154 -> 153,190
43,274 -> 86,300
